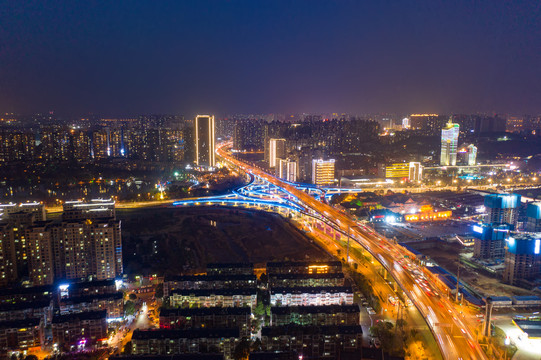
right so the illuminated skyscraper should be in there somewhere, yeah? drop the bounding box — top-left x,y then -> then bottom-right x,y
466,144 -> 477,166
458,143 -> 477,166
312,159 -> 335,185
268,138 -> 286,168
401,117 -> 410,129
195,115 -> 215,167
408,162 -> 423,182
277,159 -> 297,182
440,120 -> 460,166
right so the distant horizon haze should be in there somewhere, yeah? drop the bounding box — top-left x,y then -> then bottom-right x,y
1,1 -> 540,116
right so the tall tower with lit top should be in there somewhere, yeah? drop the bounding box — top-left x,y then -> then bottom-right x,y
440,119 -> 459,166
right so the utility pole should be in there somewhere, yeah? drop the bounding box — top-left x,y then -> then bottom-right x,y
395,302 -> 401,337
346,225 -> 350,263
455,256 -> 460,303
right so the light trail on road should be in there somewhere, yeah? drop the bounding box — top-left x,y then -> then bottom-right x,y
215,142 -> 488,360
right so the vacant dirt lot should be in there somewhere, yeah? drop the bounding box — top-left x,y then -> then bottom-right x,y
120,206 -> 331,276
420,244 -> 532,297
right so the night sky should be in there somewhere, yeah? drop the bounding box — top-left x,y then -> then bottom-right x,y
1,1 -> 540,116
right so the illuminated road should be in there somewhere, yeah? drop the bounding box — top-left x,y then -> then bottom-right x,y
216,143 -> 488,360
173,173 -> 305,213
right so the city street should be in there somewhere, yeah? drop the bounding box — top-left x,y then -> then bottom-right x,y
305,221 -> 443,359
109,291 -> 158,356
217,143 -> 489,360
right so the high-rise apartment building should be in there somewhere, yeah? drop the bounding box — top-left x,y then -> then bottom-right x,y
40,126 -> 71,162
56,214 -> 122,282
0,128 -> 35,163
503,233 -> 541,285
276,159 -> 297,182
525,203 -> 541,232
53,221 -> 87,281
484,194 -> 521,226
472,223 -> 511,259
268,138 -> 286,168
27,223 -> 55,286
233,119 -> 264,151
409,114 -> 447,135
92,129 -> 109,159
506,116 -> 524,133
458,144 -> 477,166
87,219 -> 123,281
195,115 -> 215,168
440,120 -> 460,166
312,159 -> 335,185
408,162 -> 423,182
70,129 -> 92,162
466,144 -> 477,166
0,200 -> 123,287
0,224 -> 17,287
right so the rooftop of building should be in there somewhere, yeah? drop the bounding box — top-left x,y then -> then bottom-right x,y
0,317 -> 41,329
512,295 -> 541,301
261,324 -> 363,336
60,292 -> 123,305
268,273 -> 344,280
61,278 -> 116,290
270,304 -> 360,315
267,261 -> 342,268
514,320 -> 541,338
165,274 -> 257,282
52,310 -> 107,323
0,300 -> 51,312
270,286 -> 352,294
509,232 -> 541,241
527,202 -> 541,219
0,284 -> 54,297
206,262 -> 254,269
170,288 -> 257,297
249,352 -> 298,360
160,306 -> 251,317
110,356 -> 224,360
131,327 -> 240,340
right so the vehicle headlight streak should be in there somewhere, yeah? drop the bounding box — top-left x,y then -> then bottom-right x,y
216,143 -> 489,360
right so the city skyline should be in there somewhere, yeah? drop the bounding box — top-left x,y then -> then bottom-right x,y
1,2 -> 541,359
1,1 -> 541,116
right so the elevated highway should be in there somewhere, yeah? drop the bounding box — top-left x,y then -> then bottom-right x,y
217,143 -> 488,360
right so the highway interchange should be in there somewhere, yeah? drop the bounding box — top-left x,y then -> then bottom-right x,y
206,143 -> 489,360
